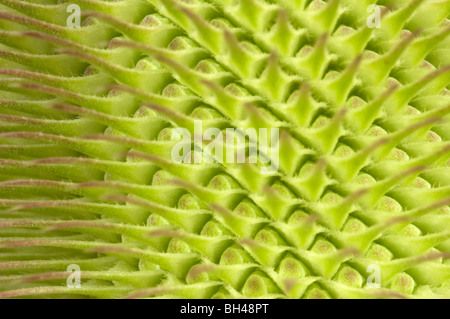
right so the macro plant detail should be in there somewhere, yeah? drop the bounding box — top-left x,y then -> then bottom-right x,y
0,0 -> 449,299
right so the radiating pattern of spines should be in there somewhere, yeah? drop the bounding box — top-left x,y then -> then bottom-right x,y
0,0 -> 449,299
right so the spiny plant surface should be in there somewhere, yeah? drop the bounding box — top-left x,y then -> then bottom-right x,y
0,0 -> 449,299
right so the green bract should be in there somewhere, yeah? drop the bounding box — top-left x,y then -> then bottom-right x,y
0,0 -> 449,299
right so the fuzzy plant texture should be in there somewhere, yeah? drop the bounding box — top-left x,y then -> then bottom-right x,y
0,0 -> 449,299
